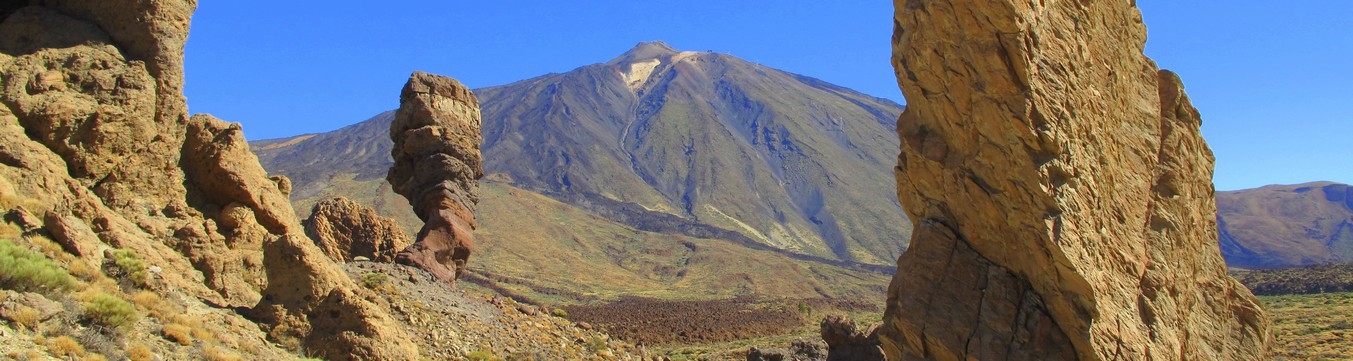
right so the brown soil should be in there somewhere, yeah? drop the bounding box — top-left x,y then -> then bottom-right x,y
562,297 -> 875,346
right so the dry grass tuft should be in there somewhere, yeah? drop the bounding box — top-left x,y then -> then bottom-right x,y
162,322 -> 193,345
45,335 -> 85,358
203,345 -> 244,361
129,290 -> 170,318
8,306 -> 40,329
67,259 -> 102,281
126,343 -> 154,361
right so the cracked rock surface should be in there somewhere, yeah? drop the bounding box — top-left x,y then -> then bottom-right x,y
880,1 -> 1271,360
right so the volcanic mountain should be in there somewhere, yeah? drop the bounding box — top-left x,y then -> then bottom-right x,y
255,41 -> 910,266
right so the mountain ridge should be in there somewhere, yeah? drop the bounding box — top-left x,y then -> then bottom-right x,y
1218,181 -> 1353,268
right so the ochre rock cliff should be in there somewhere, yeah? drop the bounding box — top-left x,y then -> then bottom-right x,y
388,71 -> 483,284
880,1 -> 1270,360
0,1 -> 417,359
304,197 -> 412,262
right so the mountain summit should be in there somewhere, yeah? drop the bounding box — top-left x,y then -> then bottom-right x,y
607,41 -> 681,65
478,42 -> 909,264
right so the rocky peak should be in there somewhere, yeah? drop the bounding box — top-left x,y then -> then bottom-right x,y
879,1 -> 1270,360
607,40 -> 680,66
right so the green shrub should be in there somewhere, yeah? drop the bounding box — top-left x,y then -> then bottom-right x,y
83,292 -> 138,330
0,239 -> 75,295
110,249 -> 148,286
360,273 -> 388,289
550,308 -> 568,318
465,350 -> 499,361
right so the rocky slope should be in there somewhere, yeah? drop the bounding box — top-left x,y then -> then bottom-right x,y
880,1 -> 1269,360
1218,181 -> 1353,268
0,2 -> 632,360
0,1 -> 424,359
255,42 -> 910,266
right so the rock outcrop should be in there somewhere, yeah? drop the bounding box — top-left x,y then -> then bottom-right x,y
304,197 -> 412,262
0,2 -> 418,360
819,316 -> 883,361
880,1 -> 1270,360
388,71 -> 483,284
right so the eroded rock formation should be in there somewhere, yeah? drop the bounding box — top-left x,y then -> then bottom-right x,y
0,2 -> 417,359
820,315 -> 884,361
304,197 -> 412,262
388,71 -> 483,284
880,1 -> 1270,360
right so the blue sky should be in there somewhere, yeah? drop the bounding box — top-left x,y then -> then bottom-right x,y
183,1 -> 1350,191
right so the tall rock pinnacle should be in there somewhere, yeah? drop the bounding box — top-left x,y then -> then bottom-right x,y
879,1 -> 1270,360
388,71 -> 483,284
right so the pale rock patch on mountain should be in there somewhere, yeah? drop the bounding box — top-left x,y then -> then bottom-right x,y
880,1 -> 1270,360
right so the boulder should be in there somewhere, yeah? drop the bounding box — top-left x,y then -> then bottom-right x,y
819,316 -> 882,361
304,197 -> 412,262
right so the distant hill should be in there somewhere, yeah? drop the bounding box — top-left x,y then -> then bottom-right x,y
255,41 -> 910,266
1218,182 -> 1353,268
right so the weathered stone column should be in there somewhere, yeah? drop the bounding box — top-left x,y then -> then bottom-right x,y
388,71 -> 483,284
880,1 -> 1271,360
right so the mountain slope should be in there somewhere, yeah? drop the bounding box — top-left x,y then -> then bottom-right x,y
254,41 -> 910,266
1218,182 -> 1353,268
478,41 -> 908,264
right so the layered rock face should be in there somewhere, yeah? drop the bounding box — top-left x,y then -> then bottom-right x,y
304,197 -> 412,262
0,2 -> 416,359
880,1 -> 1270,360
388,71 -> 483,284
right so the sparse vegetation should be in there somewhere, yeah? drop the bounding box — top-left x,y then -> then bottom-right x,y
130,290 -> 170,318
126,343 -> 154,361
82,291 -> 138,331
0,238 -> 76,295
110,248 -> 149,286
466,350 -> 500,361
584,335 -> 609,352
162,322 -> 193,345
204,345 -> 244,361
1263,292 -> 1353,360
45,335 -> 86,358
10,306 -> 41,329
68,258 -> 103,281
361,272 -> 388,289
